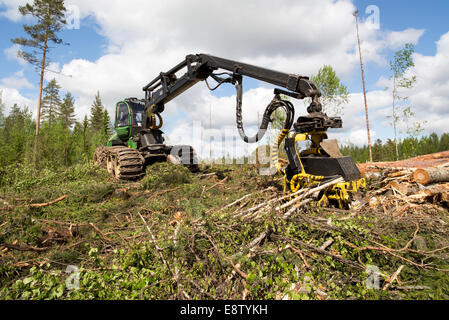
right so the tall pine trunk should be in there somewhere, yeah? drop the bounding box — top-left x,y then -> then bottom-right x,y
392,76 -> 399,161
33,27 -> 49,164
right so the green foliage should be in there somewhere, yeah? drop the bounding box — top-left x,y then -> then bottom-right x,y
102,109 -> 112,139
41,78 -> 61,127
310,65 -> 349,116
90,91 -> 105,132
0,104 -> 35,168
0,162 -> 108,192
141,162 -> 193,190
340,132 -> 449,163
390,43 -> 416,81
58,92 -> 76,129
388,43 -> 421,159
0,84 -> 108,168
34,119 -> 85,168
86,91 -> 111,148
81,115 -> 90,162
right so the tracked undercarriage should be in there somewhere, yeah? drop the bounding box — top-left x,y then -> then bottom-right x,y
94,146 -> 145,180
94,143 -> 199,180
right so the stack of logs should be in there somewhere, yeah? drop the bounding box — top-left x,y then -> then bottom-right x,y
364,164 -> 449,207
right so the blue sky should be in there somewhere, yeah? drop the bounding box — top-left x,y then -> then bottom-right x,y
1,0 -> 448,157
350,0 -> 449,90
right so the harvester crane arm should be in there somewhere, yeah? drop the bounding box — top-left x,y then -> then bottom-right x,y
143,53 -> 321,109
142,53 -> 323,143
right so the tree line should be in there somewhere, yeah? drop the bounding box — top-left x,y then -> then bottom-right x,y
340,133 -> 449,163
0,86 -> 111,170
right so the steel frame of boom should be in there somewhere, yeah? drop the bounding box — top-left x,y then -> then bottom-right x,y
142,53 -> 321,114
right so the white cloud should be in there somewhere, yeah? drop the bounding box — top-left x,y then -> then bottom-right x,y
4,44 -> 27,65
386,28 -> 425,50
332,128 -> 377,147
0,70 -> 34,90
0,70 -> 34,115
407,31 -> 449,134
0,0 -> 28,21
0,87 -> 33,115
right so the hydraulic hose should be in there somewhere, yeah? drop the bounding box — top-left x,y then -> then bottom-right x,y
234,78 -> 295,144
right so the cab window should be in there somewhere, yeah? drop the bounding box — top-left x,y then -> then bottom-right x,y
133,112 -> 143,127
130,103 -> 145,127
117,103 -> 129,127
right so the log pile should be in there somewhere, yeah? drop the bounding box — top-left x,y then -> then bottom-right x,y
362,163 -> 449,208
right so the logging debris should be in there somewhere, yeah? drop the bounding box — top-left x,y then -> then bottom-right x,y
361,163 -> 449,208
1,159 -> 448,300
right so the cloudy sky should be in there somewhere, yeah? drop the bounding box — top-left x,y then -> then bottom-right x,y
0,0 -> 448,159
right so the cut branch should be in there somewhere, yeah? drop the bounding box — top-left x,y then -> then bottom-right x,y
89,223 -> 113,242
30,195 -> 67,208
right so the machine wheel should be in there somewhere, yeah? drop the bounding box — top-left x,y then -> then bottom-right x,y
114,147 -> 145,179
94,146 -> 145,180
93,147 -> 108,167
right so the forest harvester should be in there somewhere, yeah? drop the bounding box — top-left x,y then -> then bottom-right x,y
94,54 -> 365,208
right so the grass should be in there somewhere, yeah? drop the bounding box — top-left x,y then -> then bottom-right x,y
0,161 -> 448,300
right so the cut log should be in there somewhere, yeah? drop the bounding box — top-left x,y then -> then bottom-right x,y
388,170 -> 413,178
412,151 -> 449,161
406,183 -> 449,204
422,184 -> 449,204
423,184 -> 449,195
388,181 -> 418,196
412,168 -> 449,185
407,191 -> 429,203
437,161 -> 449,168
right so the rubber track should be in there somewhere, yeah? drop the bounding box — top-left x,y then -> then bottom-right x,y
114,147 -> 145,179
94,146 -> 144,180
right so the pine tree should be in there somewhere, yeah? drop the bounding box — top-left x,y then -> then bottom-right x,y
440,133 -> 449,151
3,104 -> 34,164
82,115 -> 90,163
11,0 -> 68,137
90,91 -> 105,132
102,109 -> 112,139
41,78 -> 61,127
7,104 -> 23,124
58,92 -> 76,129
